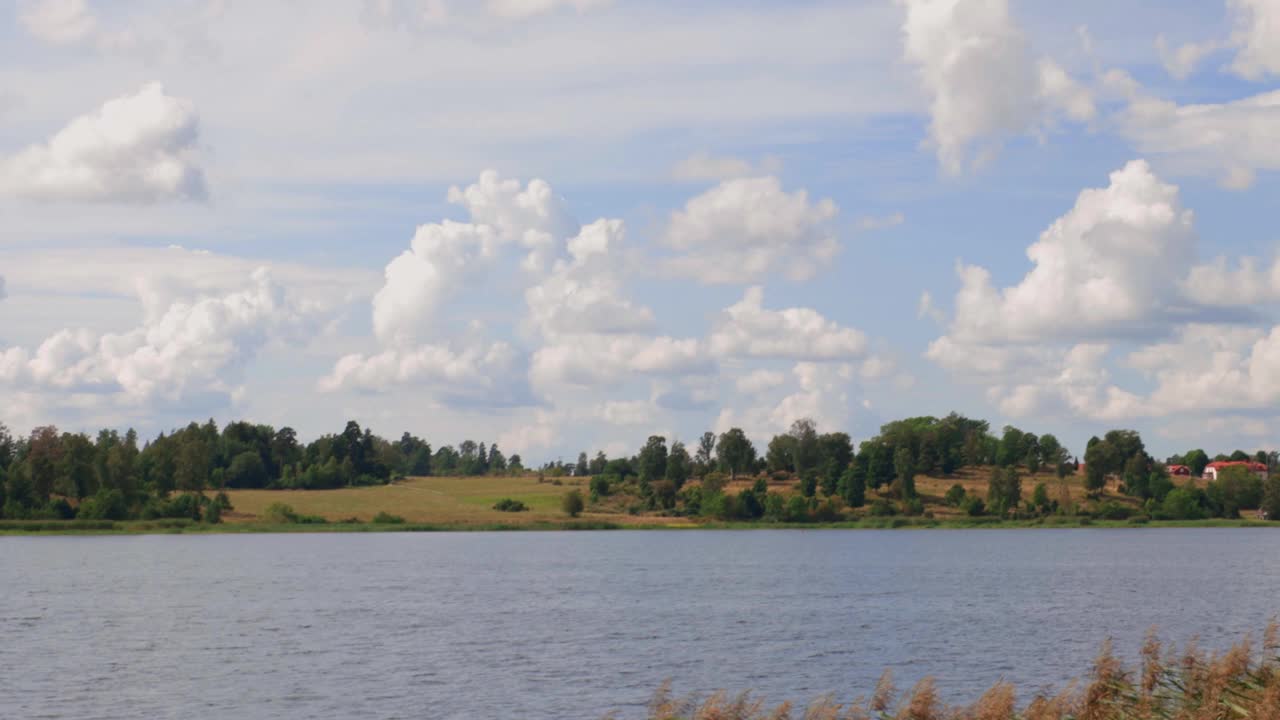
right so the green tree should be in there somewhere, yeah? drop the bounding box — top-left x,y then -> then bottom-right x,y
26,425 -> 62,503
1184,449 -> 1210,477
944,483 -> 966,507
666,441 -> 692,489
637,435 -> 668,483
562,489 -> 585,517
1262,474 -> 1280,521
1032,482 -> 1051,513
694,432 -> 717,475
227,451 -> 269,488
838,464 -> 866,507
789,419 -> 820,476
987,466 -> 1022,516
575,452 -> 589,477
716,428 -> 756,480
766,434 -> 796,473
892,446 -> 916,500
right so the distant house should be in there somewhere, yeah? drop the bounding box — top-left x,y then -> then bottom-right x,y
1202,461 -> 1267,481
1168,464 -> 1192,476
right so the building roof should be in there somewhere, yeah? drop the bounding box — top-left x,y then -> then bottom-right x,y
1205,461 -> 1267,472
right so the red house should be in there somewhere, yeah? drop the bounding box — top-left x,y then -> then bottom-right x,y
1203,461 -> 1267,481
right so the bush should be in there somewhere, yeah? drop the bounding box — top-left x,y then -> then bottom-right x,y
961,496 -> 986,517
589,475 -> 612,499
203,502 -> 222,524
262,502 -> 298,524
492,498 -> 529,512
868,498 -> 897,517
372,512 -> 405,524
784,494 -> 811,522
1095,501 -> 1133,520
214,491 -> 233,512
901,498 -> 925,516
944,483 -> 966,507
562,490 -> 585,517
78,489 -> 130,521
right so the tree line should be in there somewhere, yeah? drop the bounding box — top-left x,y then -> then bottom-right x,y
0,419 -> 524,522
2,411 -> 1277,524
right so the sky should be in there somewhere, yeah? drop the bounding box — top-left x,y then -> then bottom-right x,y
1,0 -> 1280,462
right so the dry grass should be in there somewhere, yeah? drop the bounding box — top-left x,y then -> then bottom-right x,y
218,475 -> 654,526
628,625 -> 1280,719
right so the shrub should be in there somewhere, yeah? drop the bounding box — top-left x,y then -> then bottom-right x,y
901,498 -> 925,516
562,490 -> 585,517
589,475 -> 612,499
492,498 -> 528,512
262,502 -> 298,524
944,483 -> 966,507
1095,501 -> 1133,520
812,497 -> 843,523
784,494 -> 811,522
203,502 -> 222,524
77,489 -> 129,521
372,512 -> 405,524
214,491 -> 233,512
961,496 -> 986,517
868,498 -> 897,517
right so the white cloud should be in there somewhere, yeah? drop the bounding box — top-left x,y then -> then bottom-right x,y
372,221 -> 503,347
935,159 -> 1196,348
19,0 -> 96,45
709,286 -> 868,360
524,219 -> 654,338
987,344 -> 1143,421
485,0 -> 610,20
716,362 -> 856,443
1156,35 -> 1221,80
1228,0 -> 1280,80
446,169 -> 577,272
598,399 -> 653,426
0,269 -> 316,410
856,212 -> 905,231
663,176 -> 839,284
671,151 -> 781,182
897,0 -> 1095,174
1117,88 -> 1280,189
1128,324 -> 1280,414
1184,255 -> 1280,306
735,369 -> 786,395
530,335 -> 710,392
0,83 -> 206,203
319,340 -> 533,408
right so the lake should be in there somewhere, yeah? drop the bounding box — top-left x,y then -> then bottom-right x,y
2,529 -> 1279,718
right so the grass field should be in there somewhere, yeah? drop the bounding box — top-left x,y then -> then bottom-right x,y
218,475 -> 696,528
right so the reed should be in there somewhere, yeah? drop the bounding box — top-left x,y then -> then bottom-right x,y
626,625 -> 1280,720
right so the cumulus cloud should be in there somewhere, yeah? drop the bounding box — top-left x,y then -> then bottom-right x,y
898,0 -> 1095,174
1228,0 -> 1280,80
18,0 -> 96,44
716,362 -> 856,443
933,159 -> 1196,350
446,169 -> 576,272
0,83 -> 206,203
1128,324 -> 1280,414
372,221 -> 502,347
524,219 -> 654,338
319,340 -> 534,407
987,344 -> 1143,421
0,269 -> 315,409
710,286 -> 868,360
663,176 -> 839,284
1156,35 -> 1221,80
1117,88 -> 1280,190
530,335 -> 710,391
735,369 -> 786,395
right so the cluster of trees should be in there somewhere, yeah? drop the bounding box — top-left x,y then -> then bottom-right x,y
0,419 -> 524,521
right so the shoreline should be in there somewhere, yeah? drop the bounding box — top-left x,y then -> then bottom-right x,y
1,516 -> 1274,536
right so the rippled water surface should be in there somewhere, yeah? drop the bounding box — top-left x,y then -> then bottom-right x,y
3,529 -> 1280,718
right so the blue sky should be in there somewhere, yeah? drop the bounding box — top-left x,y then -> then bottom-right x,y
1,0 -> 1279,462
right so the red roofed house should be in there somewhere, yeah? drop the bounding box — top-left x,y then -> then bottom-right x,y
1168,464 -> 1192,476
1202,461 -> 1267,481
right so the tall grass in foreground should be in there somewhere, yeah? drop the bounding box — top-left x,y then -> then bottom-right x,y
626,626 -> 1280,720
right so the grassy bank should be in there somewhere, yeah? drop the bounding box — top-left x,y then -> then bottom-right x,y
1,515 -> 1274,535
629,627 -> 1280,719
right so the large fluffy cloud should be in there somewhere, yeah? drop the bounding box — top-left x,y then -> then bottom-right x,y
0,83 -> 205,203
1228,0 -> 1280,80
662,176 -> 839,284
1117,86 -> 1280,190
933,159 -> 1196,350
524,219 -> 654,338
709,286 -> 868,360
320,341 -> 533,407
0,269 -> 315,408
898,0 -> 1094,174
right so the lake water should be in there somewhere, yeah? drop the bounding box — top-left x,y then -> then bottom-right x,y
3,529 -> 1280,718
